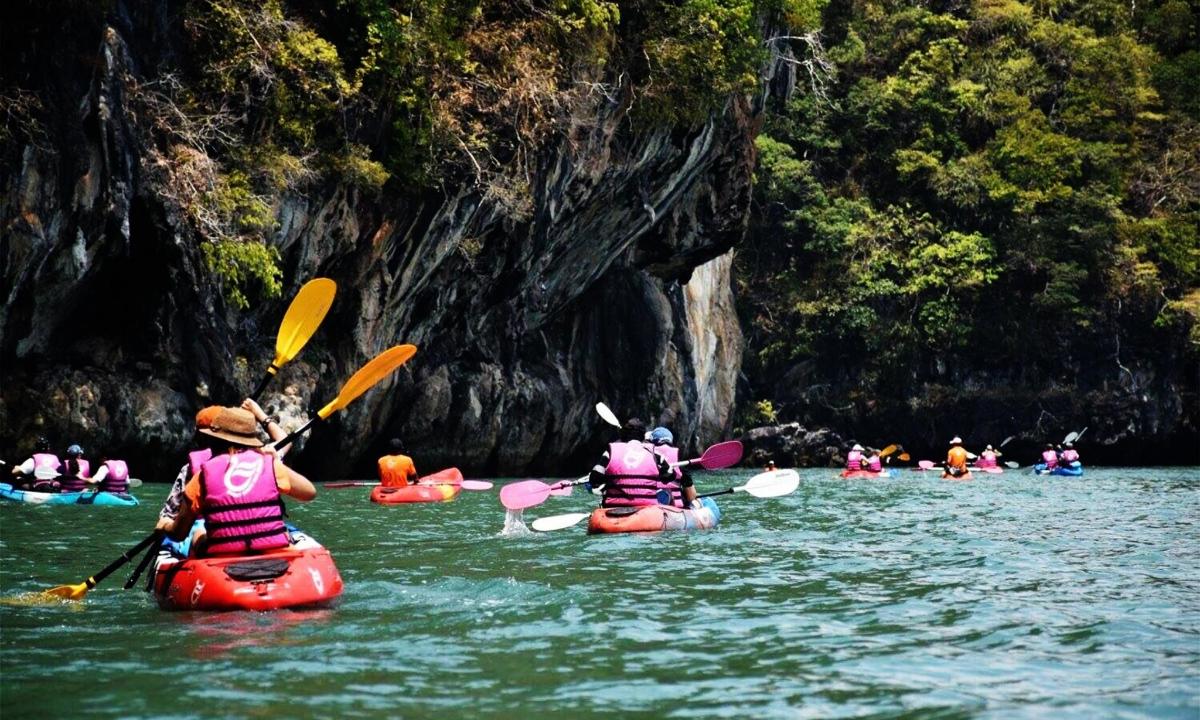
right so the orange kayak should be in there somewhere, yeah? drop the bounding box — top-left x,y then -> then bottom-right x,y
586,498 -> 721,534
370,468 -> 463,504
153,530 -> 343,611
942,471 -> 973,481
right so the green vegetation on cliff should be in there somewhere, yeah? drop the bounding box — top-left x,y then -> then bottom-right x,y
106,0 -> 819,306
739,0 -> 1199,429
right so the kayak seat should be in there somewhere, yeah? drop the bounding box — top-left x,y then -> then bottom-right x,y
605,507 -> 640,518
224,558 -> 290,582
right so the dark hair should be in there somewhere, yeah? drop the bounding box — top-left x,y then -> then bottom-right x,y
35,437 -> 50,453
389,438 -> 404,452
622,418 -> 647,442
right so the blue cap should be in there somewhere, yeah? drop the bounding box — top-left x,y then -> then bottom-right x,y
66,444 -> 84,456
648,427 -> 673,446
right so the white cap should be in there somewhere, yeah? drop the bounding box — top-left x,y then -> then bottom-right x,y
950,436 -> 962,444
851,444 -> 864,452
986,444 -> 994,450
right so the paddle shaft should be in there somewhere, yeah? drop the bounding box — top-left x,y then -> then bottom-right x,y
274,417 -> 320,452
124,534 -> 162,590
250,364 -> 280,402
89,531 -> 162,590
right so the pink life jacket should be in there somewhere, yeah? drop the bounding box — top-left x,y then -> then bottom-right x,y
198,450 -> 289,555
1041,449 -> 1059,469
1061,449 -> 1079,464
846,450 -> 864,470
31,453 -> 61,480
59,458 -> 91,492
99,460 -> 129,493
976,451 -> 997,468
653,445 -> 683,480
189,449 -> 213,476
864,454 -> 883,472
602,441 -> 682,508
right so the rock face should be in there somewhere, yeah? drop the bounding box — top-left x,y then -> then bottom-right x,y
0,9 -> 754,478
740,423 -> 846,468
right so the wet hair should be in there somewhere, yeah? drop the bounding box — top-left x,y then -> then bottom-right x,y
390,438 -> 404,452
1045,443 -> 1054,450
622,418 -> 647,443
35,437 -> 50,453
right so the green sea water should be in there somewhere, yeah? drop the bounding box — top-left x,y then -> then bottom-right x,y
1,468 -> 1197,719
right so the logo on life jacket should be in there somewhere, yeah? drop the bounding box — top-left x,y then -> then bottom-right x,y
223,454 -> 265,497
621,444 -> 650,467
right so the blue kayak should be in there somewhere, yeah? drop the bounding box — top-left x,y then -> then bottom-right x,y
1032,462 -> 1084,477
0,483 -> 140,506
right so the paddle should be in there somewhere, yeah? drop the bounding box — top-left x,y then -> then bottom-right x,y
670,441 -> 743,470
271,344 -> 418,451
596,402 -> 622,429
31,531 -> 164,602
917,460 -> 936,470
880,444 -> 899,457
251,278 -> 337,400
326,479 -> 493,490
697,468 -> 800,499
1004,461 -> 1019,469
500,478 -> 589,510
530,470 -> 801,532
531,513 -> 591,532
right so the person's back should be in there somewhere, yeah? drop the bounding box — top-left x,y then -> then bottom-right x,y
163,403 -> 315,557
1040,445 -> 1059,469
91,458 -> 130,494
1060,443 -> 1080,465
946,437 -> 968,476
863,450 -> 883,473
977,446 -> 998,468
846,444 -> 865,470
59,445 -> 91,492
11,439 -> 62,491
378,438 -> 417,487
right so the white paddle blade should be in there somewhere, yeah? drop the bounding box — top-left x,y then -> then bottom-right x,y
595,402 -> 622,428
740,469 -> 800,498
531,513 -> 591,532
127,478 -> 143,488
1063,431 -> 1078,444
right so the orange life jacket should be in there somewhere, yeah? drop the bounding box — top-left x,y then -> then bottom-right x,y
947,446 -> 968,471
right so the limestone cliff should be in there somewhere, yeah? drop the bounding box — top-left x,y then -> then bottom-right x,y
0,5 -> 755,478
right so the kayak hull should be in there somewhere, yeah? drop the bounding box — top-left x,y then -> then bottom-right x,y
587,497 -> 721,535
0,483 -> 139,507
1033,462 -> 1084,476
153,532 -> 342,611
370,468 -> 464,504
839,469 -> 894,479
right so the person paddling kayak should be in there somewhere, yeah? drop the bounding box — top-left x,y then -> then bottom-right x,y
976,445 -> 1000,469
944,437 -> 970,479
58,444 -> 91,493
846,443 -> 866,471
9,437 -> 62,492
378,438 -> 418,487
588,418 -> 679,506
646,426 -> 699,507
157,399 -> 288,532
161,404 -> 316,556
85,454 -> 132,494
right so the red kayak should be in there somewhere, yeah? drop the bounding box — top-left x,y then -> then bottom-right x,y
370,468 -> 464,504
153,531 -> 343,611
839,469 -> 894,479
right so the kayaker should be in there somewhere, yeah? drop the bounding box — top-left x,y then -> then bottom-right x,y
58,444 -> 92,493
1060,442 -> 1081,467
846,443 -> 866,471
861,447 -> 884,473
162,404 -> 315,556
976,445 -> 1000,468
378,438 -> 418,487
765,460 -> 777,472
1038,443 -> 1059,471
646,426 -> 698,507
588,418 -> 672,502
944,437 -> 969,478
157,398 -> 287,531
8,437 -> 61,492
86,455 -> 131,494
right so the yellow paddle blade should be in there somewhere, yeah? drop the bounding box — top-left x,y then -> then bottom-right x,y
273,278 -> 336,366
317,344 -> 417,419
897,452 -> 911,462
1,582 -> 88,606
880,444 -> 899,457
